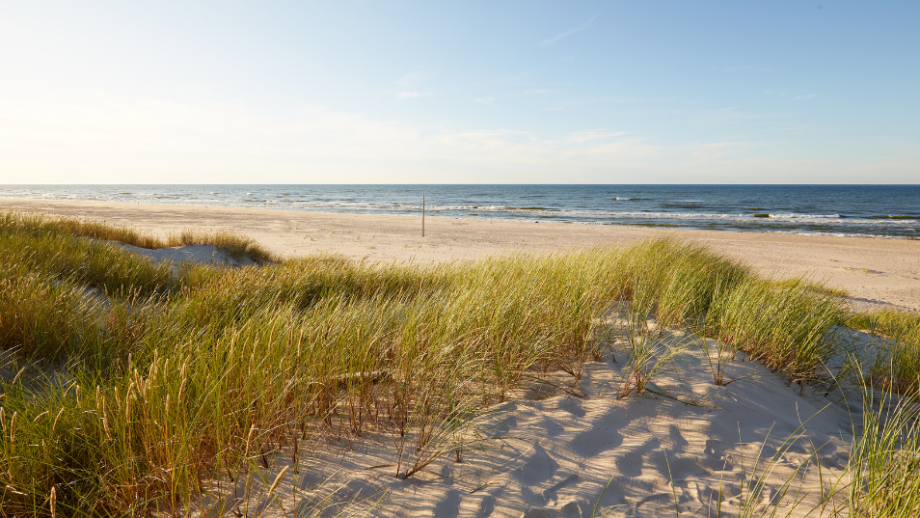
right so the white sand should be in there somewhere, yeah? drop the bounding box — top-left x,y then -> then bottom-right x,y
200,324 -> 870,518
115,242 -> 257,268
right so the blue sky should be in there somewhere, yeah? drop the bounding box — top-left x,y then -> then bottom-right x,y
1,1 -> 918,184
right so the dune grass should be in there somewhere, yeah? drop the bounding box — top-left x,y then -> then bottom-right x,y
164,229 -> 277,263
0,266 -> 108,362
843,382 -> 920,516
0,210 -> 277,262
0,211 -> 164,249
846,309 -> 920,396
769,277 -> 850,298
0,211 -> 917,516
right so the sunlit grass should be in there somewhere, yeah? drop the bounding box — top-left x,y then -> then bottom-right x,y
843,381 -> 920,515
847,309 -> 920,395
770,277 -> 850,298
0,210 -> 163,249
0,210 -> 277,263
165,229 -> 278,263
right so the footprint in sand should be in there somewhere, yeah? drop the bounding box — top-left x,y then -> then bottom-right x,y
667,424 -> 689,453
557,398 -> 586,418
617,448 -> 644,477
514,444 -> 559,485
541,415 -> 566,437
702,439 -> 733,470
570,407 -> 627,457
571,425 -> 624,457
542,474 -> 581,504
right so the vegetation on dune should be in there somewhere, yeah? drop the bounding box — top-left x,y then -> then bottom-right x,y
165,229 -> 277,263
0,211 -> 164,250
846,309 -> 920,396
0,211 -> 278,263
843,382 -> 920,516
0,210 -> 918,516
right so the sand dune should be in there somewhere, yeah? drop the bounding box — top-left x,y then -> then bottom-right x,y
4,199 -> 920,312
3,199 -> 914,517
200,325 -> 873,518
115,242 -> 258,268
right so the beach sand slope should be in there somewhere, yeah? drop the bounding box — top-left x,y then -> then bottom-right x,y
201,328 -> 865,518
4,199 -> 919,313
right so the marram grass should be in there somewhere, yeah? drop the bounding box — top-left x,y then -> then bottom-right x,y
0,210 -> 277,263
847,309 -> 920,395
0,210 -> 916,516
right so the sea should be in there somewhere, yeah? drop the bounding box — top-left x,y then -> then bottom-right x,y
2,185 -> 918,239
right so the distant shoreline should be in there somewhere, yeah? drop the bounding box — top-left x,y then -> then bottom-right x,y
3,184 -> 918,239
11,193 -> 920,242
4,197 -> 920,313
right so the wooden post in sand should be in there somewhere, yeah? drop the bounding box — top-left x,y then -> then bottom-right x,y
422,195 -> 425,237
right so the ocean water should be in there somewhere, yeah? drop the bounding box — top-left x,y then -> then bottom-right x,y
2,185 -> 918,239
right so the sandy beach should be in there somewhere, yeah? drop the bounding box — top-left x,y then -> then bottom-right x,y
4,198 -> 919,313
3,199 -> 919,517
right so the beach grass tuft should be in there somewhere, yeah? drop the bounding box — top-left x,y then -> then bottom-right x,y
846,309 -> 920,395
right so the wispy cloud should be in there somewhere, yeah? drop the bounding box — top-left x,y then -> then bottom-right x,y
473,97 -> 496,105
567,129 -> 632,143
396,72 -> 426,87
540,15 -> 598,47
397,91 -> 431,99
395,72 -> 432,99
793,93 -> 823,101
524,89 -> 550,95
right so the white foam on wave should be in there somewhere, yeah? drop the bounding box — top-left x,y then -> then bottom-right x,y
767,212 -> 839,220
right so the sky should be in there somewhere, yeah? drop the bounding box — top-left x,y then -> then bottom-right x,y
1,1 -> 918,184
